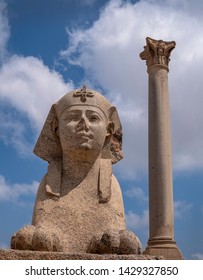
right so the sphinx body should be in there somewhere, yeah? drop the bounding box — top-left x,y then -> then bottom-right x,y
11,86 -> 141,254
30,165 -> 126,253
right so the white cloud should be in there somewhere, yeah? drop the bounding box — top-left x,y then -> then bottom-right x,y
0,174 -> 38,203
0,109 -> 33,156
61,0 -> 203,177
0,55 -> 73,132
0,0 -> 203,172
0,1 -> 74,156
0,55 -> 74,156
125,209 -> 149,231
124,186 -> 148,203
174,200 -> 193,219
192,253 -> 203,260
158,0 -> 203,19
0,3 -> 74,156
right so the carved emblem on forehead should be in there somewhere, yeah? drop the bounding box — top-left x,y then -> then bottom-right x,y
73,85 -> 94,102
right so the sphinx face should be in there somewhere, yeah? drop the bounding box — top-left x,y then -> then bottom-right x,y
58,105 -> 109,156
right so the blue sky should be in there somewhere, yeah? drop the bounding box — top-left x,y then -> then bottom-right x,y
0,0 -> 203,260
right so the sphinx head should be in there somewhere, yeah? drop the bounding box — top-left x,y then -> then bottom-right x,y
33,86 -> 123,199
34,85 -> 123,164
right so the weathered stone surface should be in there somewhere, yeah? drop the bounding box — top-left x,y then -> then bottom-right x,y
11,225 -> 62,252
10,86 -> 141,254
87,229 -> 141,255
140,37 -> 183,260
140,36 -> 176,71
0,249 -> 164,260
119,229 -> 142,255
11,225 -> 34,250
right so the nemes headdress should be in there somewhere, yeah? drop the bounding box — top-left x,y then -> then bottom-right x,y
34,86 -> 123,203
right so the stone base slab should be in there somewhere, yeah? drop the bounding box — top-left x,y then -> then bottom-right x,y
0,249 -> 164,260
143,246 -> 183,260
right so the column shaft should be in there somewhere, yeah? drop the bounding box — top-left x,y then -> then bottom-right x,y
140,37 -> 183,259
148,66 -> 174,240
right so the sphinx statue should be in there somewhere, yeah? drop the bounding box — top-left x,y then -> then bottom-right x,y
11,85 -> 141,254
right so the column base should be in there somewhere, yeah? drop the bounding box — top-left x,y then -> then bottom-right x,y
143,238 -> 183,260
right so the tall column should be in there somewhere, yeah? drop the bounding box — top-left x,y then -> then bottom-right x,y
140,37 -> 183,259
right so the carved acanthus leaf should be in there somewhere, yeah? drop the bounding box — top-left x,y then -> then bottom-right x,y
140,37 -> 176,71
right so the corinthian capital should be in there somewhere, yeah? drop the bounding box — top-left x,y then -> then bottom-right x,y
140,37 -> 176,71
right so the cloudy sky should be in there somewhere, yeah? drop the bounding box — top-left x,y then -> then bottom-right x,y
0,0 -> 203,260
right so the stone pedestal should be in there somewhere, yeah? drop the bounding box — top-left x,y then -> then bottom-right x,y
0,249 -> 164,260
140,37 -> 183,260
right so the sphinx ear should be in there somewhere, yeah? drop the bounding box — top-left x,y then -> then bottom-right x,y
52,117 -> 59,137
102,121 -> 114,156
106,121 -> 114,136
33,105 -> 62,163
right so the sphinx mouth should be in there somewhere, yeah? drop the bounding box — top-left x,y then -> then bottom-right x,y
76,132 -> 94,139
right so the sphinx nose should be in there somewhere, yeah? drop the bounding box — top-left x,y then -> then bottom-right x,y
77,117 -> 89,131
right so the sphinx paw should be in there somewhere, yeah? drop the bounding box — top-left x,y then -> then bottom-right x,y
87,229 -> 142,255
11,225 -> 35,250
119,229 -> 142,254
11,225 -> 62,252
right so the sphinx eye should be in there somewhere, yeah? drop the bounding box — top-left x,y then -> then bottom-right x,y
64,113 -> 80,122
88,114 -> 100,122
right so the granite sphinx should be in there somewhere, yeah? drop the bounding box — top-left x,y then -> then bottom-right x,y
11,86 -> 141,254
